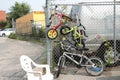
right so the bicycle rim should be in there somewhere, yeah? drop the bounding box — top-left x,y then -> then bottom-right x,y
47,29 -> 58,40
85,57 -> 104,76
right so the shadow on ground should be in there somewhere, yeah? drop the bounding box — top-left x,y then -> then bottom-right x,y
96,76 -> 120,80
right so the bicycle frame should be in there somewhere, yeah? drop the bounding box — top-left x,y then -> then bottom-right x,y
49,11 -> 72,30
65,26 -> 83,46
65,26 -> 82,37
51,13 -> 63,30
58,52 -> 95,67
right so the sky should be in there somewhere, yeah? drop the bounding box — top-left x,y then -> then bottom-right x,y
0,0 -> 45,12
0,0 -> 118,13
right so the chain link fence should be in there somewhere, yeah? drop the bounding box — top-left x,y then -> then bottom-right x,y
48,1 -> 120,71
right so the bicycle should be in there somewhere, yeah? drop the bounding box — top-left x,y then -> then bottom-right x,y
60,19 -> 88,49
47,6 -> 73,40
56,40 -> 104,78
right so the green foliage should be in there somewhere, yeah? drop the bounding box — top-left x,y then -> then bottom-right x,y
8,1 -> 31,21
5,21 -> 12,28
39,28 -> 46,38
8,33 -> 17,39
32,28 -> 46,38
0,21 -> 7,28
31,27 -> 38,37
8,34 -> 46,45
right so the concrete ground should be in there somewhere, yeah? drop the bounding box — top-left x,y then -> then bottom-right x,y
1,37 -> 120,80
0,37 -> 45,80
54,66 -> 120,80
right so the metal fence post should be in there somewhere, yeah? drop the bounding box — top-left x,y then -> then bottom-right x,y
44,0 -> 51,66
113,0 -> 116,61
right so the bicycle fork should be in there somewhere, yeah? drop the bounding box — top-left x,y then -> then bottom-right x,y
57,56 -> 65,67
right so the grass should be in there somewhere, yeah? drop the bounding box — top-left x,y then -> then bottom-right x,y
8,33 -> 46,45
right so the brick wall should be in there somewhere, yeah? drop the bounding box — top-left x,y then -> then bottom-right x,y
0,10 -> 6,21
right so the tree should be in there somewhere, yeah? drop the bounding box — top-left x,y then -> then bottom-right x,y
0,21 -> 7,29
8,2 -> 31,21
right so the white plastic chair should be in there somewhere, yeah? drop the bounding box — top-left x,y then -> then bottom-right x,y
20,55 -> 54,80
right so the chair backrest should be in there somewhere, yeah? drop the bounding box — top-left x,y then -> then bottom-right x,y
20,55 -> 33,72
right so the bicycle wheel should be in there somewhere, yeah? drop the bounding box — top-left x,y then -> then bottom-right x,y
47,29 -> 58,40
85,57 -> 104,76
60,26 -> 71,35
56,56 -> 65,78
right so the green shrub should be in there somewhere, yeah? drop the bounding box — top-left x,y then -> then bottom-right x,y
8,33 -> 17,39
39,28 -> 46,38
31,28 -> 46,38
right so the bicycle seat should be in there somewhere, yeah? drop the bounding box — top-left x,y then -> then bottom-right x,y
81,48 -> 89,51
76,47 -> 89,51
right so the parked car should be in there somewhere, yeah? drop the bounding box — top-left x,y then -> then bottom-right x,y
0,28 -> 15,37
0,28 -> 3,31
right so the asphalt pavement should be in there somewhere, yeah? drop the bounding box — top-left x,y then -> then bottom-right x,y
1,37 -> 120,80
0,37 -> 45,80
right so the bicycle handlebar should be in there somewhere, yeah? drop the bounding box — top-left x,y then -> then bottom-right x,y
78,19 -> 88,37
78,19 -> 86,30
47,21 -> 52,27
79,23 -> 86,30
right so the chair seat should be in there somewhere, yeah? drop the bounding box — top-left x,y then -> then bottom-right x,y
20,55 -> 54,80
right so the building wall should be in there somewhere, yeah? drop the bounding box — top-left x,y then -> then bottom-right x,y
33,11 -> 46,28
16,11 -> 45,34
0,11 -> 6,21
16,12 -> 33,34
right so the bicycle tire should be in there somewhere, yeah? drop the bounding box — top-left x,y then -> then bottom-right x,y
85,57 -> 104,76
60,26 -> 71,35
56,57 -> 64,78
47,29 -> 58,40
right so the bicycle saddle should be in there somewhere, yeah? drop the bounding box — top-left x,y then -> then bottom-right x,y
81,48 -> 89,51
76,47 -> 89,51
